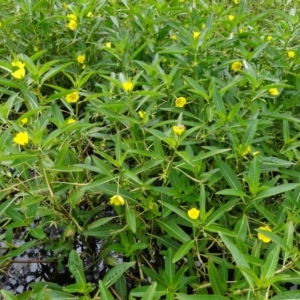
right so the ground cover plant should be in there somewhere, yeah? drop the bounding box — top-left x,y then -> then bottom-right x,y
0,0 -> 300,299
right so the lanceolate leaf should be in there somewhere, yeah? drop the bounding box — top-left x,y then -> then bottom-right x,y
141,282 -> 157,300
68,250 -> 86,288
158,220 -> 191,243
242,119 -> 257,146
219,233 -> 254,289
262,245 -> 280,280
208,260 -> 225,295
205,199 -> 239,227
103,262 -> 136,288
215,157 -> 243,190
254,184 -> 299,201
99,280 -> 115,300
172,240 -> 194,263
126,203 -> 136,233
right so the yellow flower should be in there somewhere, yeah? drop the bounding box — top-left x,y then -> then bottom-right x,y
173,125 -> 185,136
193,31 -> 200,39
175,97 -> 187,108
13,132 -> 29,146
122,81 -> 133,92
233,0 -> 239,4
0,22 -> 2,27
231,61 -> 243,72
287,51 -> 295,59
106,42 -> 111,48
239,28 -> 245,33
228,15 -> 235,21
110,194 -> 125,206
67,14 -> 77,21
77,54 -> 85,64
33,46 -> 39,52
12,68 -> 26,79
269,88 -> 279,96
11,61 -> 26,79
239,145 -> 251,156
148,202 -> 154,210
266,35 -> 272,41
65,91 -> 79,103
188,208 -> 200,220
87,12 -> 94,18
67,20 -> 77,30
21,117 -> 28,125
257,226 -> 272,243
171,34 -> 177,41
67,118 -> 76,124
138,110 -> 145,119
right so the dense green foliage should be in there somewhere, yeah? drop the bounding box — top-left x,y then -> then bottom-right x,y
1,0 -> 300,299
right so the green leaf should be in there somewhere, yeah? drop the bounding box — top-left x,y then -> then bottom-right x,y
98,280 -> 115,300
83,224 -> 123,238
260,111 -> 300,123
159,201 -> 191,222
256,229 -> 290,252
126,203 -> 136,233
0,153 -> 36,162
172,240 -> 194,263
211,77 -> 226,114
164,247 -> 175,284
248,156 -> 260,192
115,130 -> 122,166
205,199 -> 239,227
262,156 -> 295,167
68,250 -> 86,288
272,291 -> 300,300
115,275 -> 127,300
158,220 -> 191,243
0,78 -> 26,90
219,233 -> 254,289
233,215 -> 248,241
262,245 -> 280,280
215,188 -> 249,197
0,290 -> 18,300
283,221 -> 294,264
200,184 -> 206,220
252,202 -> 276,225
254,184 -> 299,201
141,267 -> 165,286
130,284 -> 166,298
208,260 -> 225,295
215,157 -> 243,190
183,75 -> 209,101
205,224 -> 237,237
44,290 -> 78,300
141,282 -> 157,300
88,217 -> 118,230
40,62 -> 77,84
103,262 -> 136,288
29,228 -> 46,239
194,148 -> 231,162
0,198 -> 16,216
242,119 -> 257,146
62,283 -> 85,294
50,166 -> 84,172
176,294 -> 229,300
